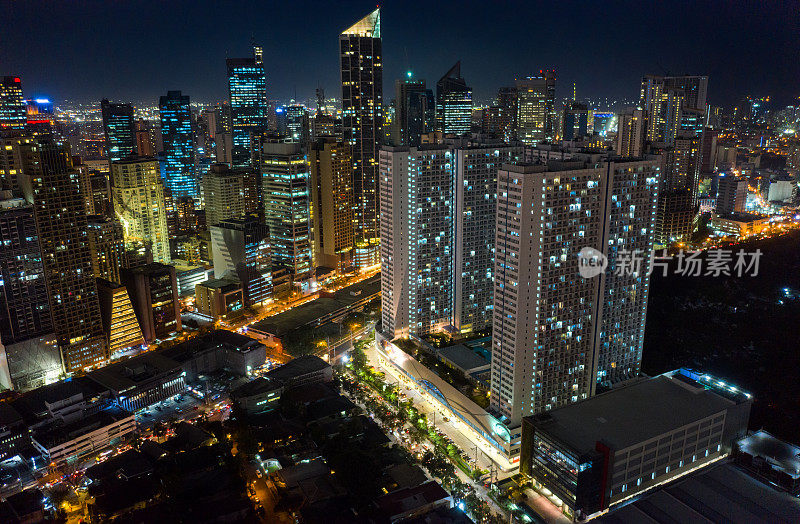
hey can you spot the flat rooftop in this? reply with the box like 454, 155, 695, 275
88, 351, 180, 393
598, 462, 800, 523
438, 344, 490, 372
265, 355, 329, 383
529, 373, 738, 452
250, 274, 380, 337
738, 430, 800, 479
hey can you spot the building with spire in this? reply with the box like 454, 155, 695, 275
340, 8, 382, 268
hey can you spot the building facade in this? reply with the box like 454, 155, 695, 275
97, 279, 144, 356
490, 157, 661, 428
121, 263, 181, 343
101, 99, 136, 163
256, 140, 312, 283
86, 216, 129, 284
210, 216, 271, 306
227, 46, 268, 168
515, 72, 556, 145
0, 76, 26, 130
379, 145, 454, 338
310, 137, 354, 270
111, 156, 171, 264
435, 63, 472, 137
159, 91, 198, 200
340, 8, 383, 266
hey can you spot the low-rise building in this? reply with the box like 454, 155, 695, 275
520, 369, 752, 520
710, 212, 770, 238
735, 430, 800, 496
159, 329, 266, 381
31, 406, 135, 466
195, 277, 243, 321
88, 351, 185, 412
374, 481, 452, 522
0, 403, 30, 461
230, 378, 284, 414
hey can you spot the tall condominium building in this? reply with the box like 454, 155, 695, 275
340, 8, 383, 265
0, 135, 34, 195
227, 45, 268, 168
97, 278, 144, 356
392, 77, 434, 147
18, 136, 108, 372
121, 263, 181, 343
490, 156, 661, 427
310, 137, 354, 270
496, 86, 519, 142
210, 215, 271, 306
86, 215, 129, 284
256, 140, 312, 283
435, 62, 472, 136
716, 173, 748, 216
203, 163, 258, 227
452, 140, 524, 334
662, 75, 709, 112
379, 145, 455, 338
135, 118, 155, 157
101, 99, 136, 163
655, 135, 701, 245
615, 108, 646, 157
515, 71, 556, 145
0, 77, 26, 130
78, 169, 113, 217
111, 156, 171, 264
0, 193, 53, 345
159, 91, 198, 200
639, 76, 689, 146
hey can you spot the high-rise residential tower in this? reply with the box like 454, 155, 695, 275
256, 140, 312, 283
101, 99, 136, 163
227, 45, 268, 168
379, 144, 455, 338
18, 137, 108, 372
615, 108, 646, 157
159, 91, 197, 200
515, 71, 556, 145
340, 8, 383, 267
111, 156, 171, 264
0, 77, 26, 130
435, 62, 473, 137
490, 156, 661, 427
452, 139, 523, 334
86, 215, 129, 284
655, 135, 701, 245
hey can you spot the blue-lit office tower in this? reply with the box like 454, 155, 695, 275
0, 77, 27, 130
101, 99, 136, 163
340, 8, 383, 266
159, 91, 198, 200
227, 45, 268, 168
435, 62, 473, 136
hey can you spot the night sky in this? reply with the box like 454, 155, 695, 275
1, 0, 798, 108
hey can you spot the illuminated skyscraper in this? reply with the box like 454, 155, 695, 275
340, 8, 383, 266
379, 144, 455, 338
0, 192, 53, 345
452, 140, 523, 334
392, 76, 433, 147
203, 163, 252, 227
159, 91, 197, 200
227, 46, 268, 168
515, 71, 556, 145
490, 156, 661, 428
97, 279, 143, 356
18, 136, 108, 372
0, 76, 26, 130
615, 108, 646, 157
122, 263, 181, 343
278, 104, 310, 143
255, 140, 312, 283
111, 157, 171, 264
435, 62, 472, 136
101, 99, 136, 163
310, 137, 354, 269
655, 135, 701, 245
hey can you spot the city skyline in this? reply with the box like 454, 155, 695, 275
2, 1, 799, 108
